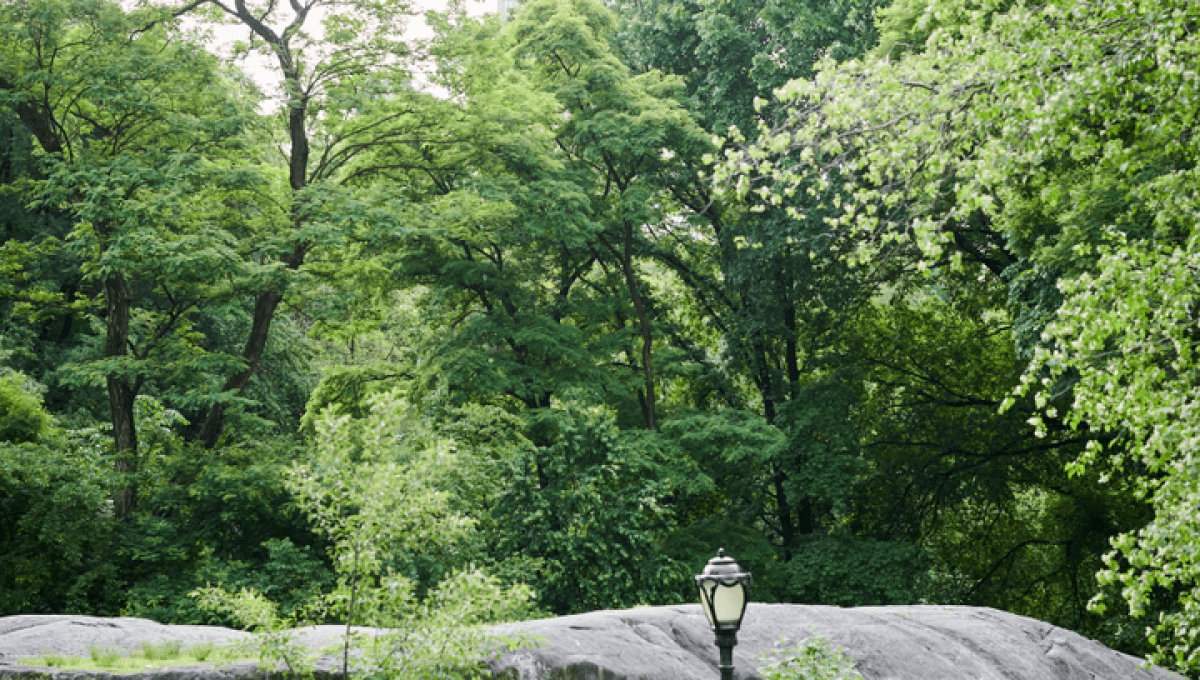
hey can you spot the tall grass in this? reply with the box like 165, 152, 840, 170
40, 652, 69, 667
140, 640, 183, 661
191, 642, 215, 661
88, 646, 123, 666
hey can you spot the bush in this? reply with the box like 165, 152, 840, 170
785, 534, 927, 607
758, 634, 863, 680
492, 402, 703, 614
0, 432, 118, 614
119, 435, 334, 625
0, 372, 54, 443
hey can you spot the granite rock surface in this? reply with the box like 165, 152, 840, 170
488, 603, 1184, 679
0, 616, 359, 680
0, 605, 1183, 680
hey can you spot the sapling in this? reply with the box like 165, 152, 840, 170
197, 392, 537, 680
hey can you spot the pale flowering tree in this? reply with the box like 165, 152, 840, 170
716, 0, 1200, 668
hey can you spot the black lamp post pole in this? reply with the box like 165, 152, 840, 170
716, 631, 737, 680
696, 549, 751, 680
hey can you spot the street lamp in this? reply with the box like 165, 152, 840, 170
695, 548, 752, 680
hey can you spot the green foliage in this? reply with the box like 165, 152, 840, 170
719, 0, 1197, 666
0, 372, 54, 443
0, 430, 117, 614
718, 0, 1195, 278
663, 517, 787, 602
294, 392, 478, 598
91, 646, 122, 666
656, 410, 795, 601
0, 112, 96, 421
615, 0, 912, 591
197, 390, 537, 680
615, 0, 887, 134
0, 0, 298, 520
659, 409, 784, 515
776, 374, 866, 520
872, 0, 1014, 60
193, 586, 318, 680
785, 536, 925, 607
1023, 236, 1200, 672
341, 570, 538, 680
758, 634, 863, 680
401, 0, 718, 435
119, 429, 333, 625
191, 642, 216, 662
139, 640, 183, 662
22, 642, 237, 672
0, 0, 1188, 672
494, 402, 706, 613
300, 391, 542, 654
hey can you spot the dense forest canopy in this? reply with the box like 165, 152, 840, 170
1, 0, 1197, 674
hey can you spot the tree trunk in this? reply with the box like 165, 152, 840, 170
192, 2, 312, 449
104, 273, 139, 519
783, 287, 801, 398
196, 287, 284, 449
755, 341, 796, 558
3, 75, 144, 517
620, 223, 657, 430
773, 463, 796, 561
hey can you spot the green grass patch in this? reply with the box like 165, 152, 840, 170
22, 642, 249, 673
89, 645, 122, 666
40, 652, 69, 668
139, 640, 183, 661
190, 642, 215, 662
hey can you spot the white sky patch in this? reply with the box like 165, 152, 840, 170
141, 0, 496, 99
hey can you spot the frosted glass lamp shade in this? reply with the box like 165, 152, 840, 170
695, 549, 752, 633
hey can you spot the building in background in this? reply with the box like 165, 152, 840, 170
497, 0, 517, 19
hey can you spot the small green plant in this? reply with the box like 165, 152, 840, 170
193, 396, 546, 680
88, 646, 123, 666
190, 642, 215, 662
758, 633, 864, 680
40, 652, 68, 668
140, 640, 184, 661
193, 586, 316, 680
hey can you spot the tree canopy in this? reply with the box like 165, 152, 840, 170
719, 0, 1199, 668
2, 0, 1198, 674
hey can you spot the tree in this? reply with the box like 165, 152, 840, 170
364, 0, 715, 431
0, 370, 118, 614
199, 390, 536, 680
1, 0, 258, 516
491, 402, 706, 614
2, 0, 456, 518
718, 0, 1199, 665
180, 0, 429, 448
1026, 236, 1200, 670
509, 0, 715, 429
615, 0, 918, 579
614, 0, 887, 135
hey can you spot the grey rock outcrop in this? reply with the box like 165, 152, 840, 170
489, 604, 1179, 679
0, 606, 1183, 680
0, 616, 362, 680
0, 616, 251, 660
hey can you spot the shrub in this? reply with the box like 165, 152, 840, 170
89, 646, 122, 666
0, 432, 117, 615
0, 372, 53, 444
758, 634, 863, 680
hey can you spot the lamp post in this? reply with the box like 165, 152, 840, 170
695, 549, 752, 680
